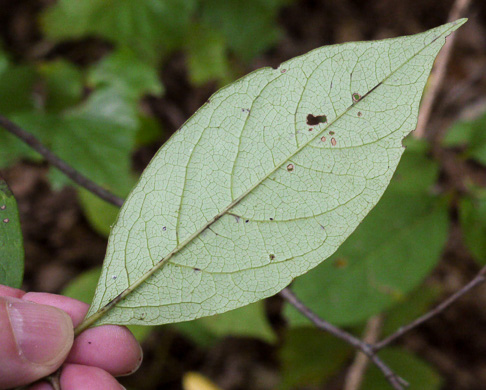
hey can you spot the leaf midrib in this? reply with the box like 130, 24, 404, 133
76, 24, 456, 333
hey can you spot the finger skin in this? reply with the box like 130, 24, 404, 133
0, 297, 73, 389
0, 285, 25, 298
61, 364, 125, 390
23, 292, 143, 376
28, 364, 125, 390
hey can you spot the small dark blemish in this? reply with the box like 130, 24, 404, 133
331, 138, 337, 146
0, 205, 5, 210
88, 341, 92, 345
329, 131, 335, 135
162, 226, 167, 231
111, 275, 117, 280
352, 93, 361, 102
269, 254, 276, 260
194, 268, 201, 272
306, 114, 327, 126
287, 163, 295, 172
308, 128, 313, 132
3, 218, 9, 223
269, 218, 274, 221
234, 215, 240, 223
280, 68, 287, 73
333, 257, 348, 269
357, 111, 362, 117
321, 136, 326, 142
245, 220, 249, 223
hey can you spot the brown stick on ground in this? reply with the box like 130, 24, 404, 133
343, 316, 384, 390
414, 0, 471, 139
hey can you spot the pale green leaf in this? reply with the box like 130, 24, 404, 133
62, 267, 153, 342
0, 179, 24, 288
84, 21, 465, 329
284, 141, 449, 326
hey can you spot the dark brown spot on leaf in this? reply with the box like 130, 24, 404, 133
194, 268, 201, 272
329, 131, 335, 135
245, 220, 249, 223
280, 69, 287, 73
308, 128, 313, 132
269, 254, 276, 260
306, 114, 327, 126
269, 218, 274, 221
357, 111, 362, 117
287, 163, 295, 172
162, 226, 167, 231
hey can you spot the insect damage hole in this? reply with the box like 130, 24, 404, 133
306, 114, 327, 126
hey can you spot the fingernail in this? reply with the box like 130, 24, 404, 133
7, 299, 74, 364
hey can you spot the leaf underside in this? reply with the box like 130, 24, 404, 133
87, 20, 466, 327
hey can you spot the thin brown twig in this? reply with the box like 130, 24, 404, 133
0, 115, 124, 208
414, 0, 471, 138
374, 265, 486, 351
343, 315, 384, 390
279, 288, 408, 390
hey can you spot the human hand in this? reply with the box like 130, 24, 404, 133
0, 285, 142, 390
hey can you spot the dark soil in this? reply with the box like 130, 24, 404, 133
1, 0, 486, 389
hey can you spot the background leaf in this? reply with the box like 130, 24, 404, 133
362, 348, 442, 389
278, 328, 352, 389
284, 140, 449, 326
85, 21, 464, 328
0, 179, 24, 288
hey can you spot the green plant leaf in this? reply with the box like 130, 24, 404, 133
186, 24, 231, 86
459, 187, 486, 265
381, 283, 441, 337
443, 111, 486, 166
88, 48, 164, 100
41, 0, 197, 63
84, 21, 465, 329
175, 300, 276, 346
362, 348, 442, 390
39, 60, 84, 113
278, 328, 352, 389
0, 179, 24, 288
284, 140, 449, 326
12, 88, 138, 196
200, 0, 290, 62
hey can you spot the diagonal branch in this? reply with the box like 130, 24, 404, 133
374, 265, 486, 351
280, 288, 408, 390
0, 115, 124, 208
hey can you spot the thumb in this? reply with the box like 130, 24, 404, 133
0, 296, 74, 389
